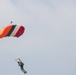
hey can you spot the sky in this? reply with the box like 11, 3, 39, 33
0, 0, 76, 75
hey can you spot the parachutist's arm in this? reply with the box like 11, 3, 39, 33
19, 59, 23, 62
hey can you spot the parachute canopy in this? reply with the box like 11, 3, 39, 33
0, 24, 25, 38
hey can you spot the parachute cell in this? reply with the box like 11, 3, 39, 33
0, 25, 25, 38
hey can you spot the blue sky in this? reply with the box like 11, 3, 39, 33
0, 0, 76, 75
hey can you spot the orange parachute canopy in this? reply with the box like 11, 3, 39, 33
0, 24, 25, 38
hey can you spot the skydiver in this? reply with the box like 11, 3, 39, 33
15, 58, 27, 74
9, 21, 12, 25
10, 21, 12, 24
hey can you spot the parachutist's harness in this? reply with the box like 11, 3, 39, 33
18, 61, 24, 69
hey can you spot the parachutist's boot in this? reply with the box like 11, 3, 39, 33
24, 71, 27, 74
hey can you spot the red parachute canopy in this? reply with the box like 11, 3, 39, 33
0, 24, 25, 38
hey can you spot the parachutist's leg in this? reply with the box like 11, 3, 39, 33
22, 69, 27, 74
21, 67, 27, 74
23, 69, 27, 74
